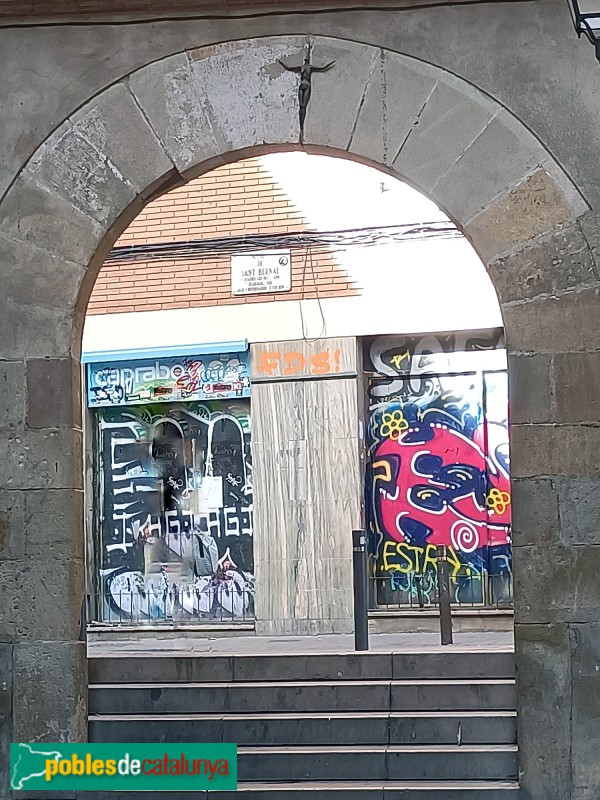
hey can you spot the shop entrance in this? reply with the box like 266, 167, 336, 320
86, 352, 254, 624
364, 331, 511, 612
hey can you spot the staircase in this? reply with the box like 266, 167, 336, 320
89, 650, 519, 798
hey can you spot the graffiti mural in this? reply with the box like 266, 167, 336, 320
96, 401, 253, 622
363, 329, 504, 402
366, 338, 511, 608
88, 351, 250, 408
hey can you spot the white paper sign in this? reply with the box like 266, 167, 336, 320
196, 476, 224, 510
231, 250, 291, 295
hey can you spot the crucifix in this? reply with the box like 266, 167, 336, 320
279, 43, 335, 145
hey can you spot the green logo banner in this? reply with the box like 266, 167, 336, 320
10, 743, 237, 791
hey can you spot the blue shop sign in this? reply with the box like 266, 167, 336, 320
87, 351, 250, 407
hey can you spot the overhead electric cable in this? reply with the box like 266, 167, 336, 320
105, 222, 461, 265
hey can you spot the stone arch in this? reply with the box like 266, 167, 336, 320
1, 35, 595, 800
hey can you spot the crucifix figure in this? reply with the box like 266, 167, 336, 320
279, 44, 335, 144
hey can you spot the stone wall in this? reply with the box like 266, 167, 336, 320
1, 7, 600, 798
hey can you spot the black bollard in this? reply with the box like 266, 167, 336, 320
436, 545, 453, 646
352, 529, 369, 651
79, 593, 88, 643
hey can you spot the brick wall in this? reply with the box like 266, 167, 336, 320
88, 157, 358, 315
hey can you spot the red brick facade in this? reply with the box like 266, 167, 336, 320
88, 157, 357, 315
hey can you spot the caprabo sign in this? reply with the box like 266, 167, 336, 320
10, 743, 237, 791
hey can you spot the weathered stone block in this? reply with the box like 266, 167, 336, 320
72, 81, 177, 197
25, 488, 84, 556
190, 39, 301, 154
514, 544, 600, 623
557, 477, 600, 545
350, 50, 438, 168
302, 38, 377, 152
12, 641, 87, 743
0, 233, 86, 311
0, 490, 25, 560
576, 208, 600, 273
467, 170, 578, 263
554, 352, 600, 423
488, 220, 596, 303
28, 123, 136, 227
0, 172, 104, 267
0, 298, 74, 360
26, 357, 80, 429
510, 478, 559, 546
514, 622, 571, 800
433, 110, 541, 225
0, 557, 84, 642
0, 427, 83, 490
503, 287, 600, 354
510, 424, 600, 478
570, 622, 600, 798
393, 74, 494, 196
129, 52, 222, 176
0, 643, 11, 800
0, 360, 26, 429
508, 353, 554, 424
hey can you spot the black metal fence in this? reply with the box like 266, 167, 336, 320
370, 570, 513, 611
86, 582, 255, 626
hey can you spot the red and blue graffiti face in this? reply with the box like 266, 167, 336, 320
372, 418, 511, 554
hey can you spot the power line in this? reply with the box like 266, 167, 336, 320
105, 222, 461, 265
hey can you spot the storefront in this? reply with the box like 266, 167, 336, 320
364, 330, 512, 610
83, 343, 254, 625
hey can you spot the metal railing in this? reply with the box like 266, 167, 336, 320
370, 570, 513, 611
86, 582, 255, 626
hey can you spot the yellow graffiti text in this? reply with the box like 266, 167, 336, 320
383, 540, 473, 578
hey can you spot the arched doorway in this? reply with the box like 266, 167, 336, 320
0, 35, 590, 799
81, 149, 512, 639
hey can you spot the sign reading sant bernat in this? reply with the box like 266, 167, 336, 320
231, 250, 291, 295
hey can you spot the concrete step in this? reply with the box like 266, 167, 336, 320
89, 651, 515, 684
76, 782, 521, 800
216, 780, 521, 798
235, 744, 518, 783
88, 679, 516, 715
89, 710, 517, 746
